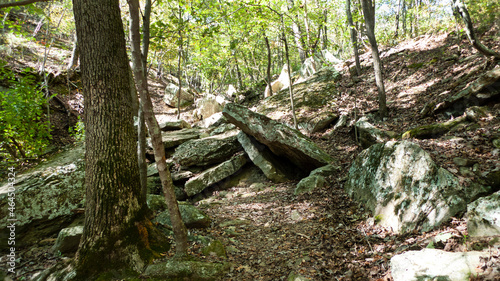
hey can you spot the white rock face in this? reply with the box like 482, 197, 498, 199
345, 141, 489, 234
467, 190, 500, 237
391, 249, 486, 281
264, 64, 290, 97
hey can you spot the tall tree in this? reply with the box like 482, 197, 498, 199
71, 0, 168, 277
346, 0, 361, 75
360, 0, 388, 117
128, 0, 189, 258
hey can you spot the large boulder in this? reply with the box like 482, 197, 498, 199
194, 96, 224, 120
237, 132, 292, 183
184, 154, 247, 197
163, 83, 194, 108
264, 64, 290, 97
0, 144, 85, 244
467, 190, 500, 237
223, 103, 333, 173
172, 130, 242, 167
391, 249, 487, 281
345, 141, 490, 234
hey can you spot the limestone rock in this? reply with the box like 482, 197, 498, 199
295, 175, 325, 195
264, 64, 290, 97
298, 112, 338, 134
144, 260, 229, 280
310, 164, 339, 177
172, 130, 242, 167
197, 112, 227, 128
194, 96, 224, 120
147, 194, 168, 212
391, 249, 487, 281
149, 128, 202, 149
467, 191, 500, 237
202, 240, 227, 258
0, 144, 85, 234
159, 120, 191, 131
288, 272, 310, 281
237, 132, 291, 182
163, 83, 194, 108
355, 117, 393, 148
223, 103, 333, 173
51, 226, 83, 254
153, 201, 211, 228
345, 141, 490, 234
184, 154, 247, 197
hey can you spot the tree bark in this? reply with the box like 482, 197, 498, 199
264, 34, 273, 98
282, 16, 298, 129
287, 0, 307, 63
0, 0, 50, 8
72, 0, 157, 277
452, 0, 500, 59
128, 0, 189, 258
360, 0, 388, 117
346, 0, 361, 76
177, 2, 183, 120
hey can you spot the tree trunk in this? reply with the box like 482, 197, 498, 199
128, 0, 189, 258
72, 0, 158, 277
177, 2, 183, 120
264, 34, 272, 97
360, 0, 388, 117
452, 0, 500, 59
402, 0, 407, 35
287, 0, 307, 63
395, 0, 402, 37
282, 16, 298, 129
346, 0, 361, 76
66, 33, 79, 71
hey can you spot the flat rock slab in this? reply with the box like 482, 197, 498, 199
144, 260, 230, 280
149, 128, 203, 149
172, 130, 242, 167
159, 120, 191, 131
237, 132, 291, 182
184, 154, 247, 197
391, 249, 487, 281
223, 103, 333, 173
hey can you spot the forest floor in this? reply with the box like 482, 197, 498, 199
2, 22, 500, 281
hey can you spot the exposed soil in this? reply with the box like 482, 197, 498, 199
2, 22, 500, 281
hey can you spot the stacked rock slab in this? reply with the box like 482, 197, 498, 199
223, 103, 333, 174
237, 131, 291, 182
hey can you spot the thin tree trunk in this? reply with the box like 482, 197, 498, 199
128, 0, 189, 258
395, 0, 402, 37
346, 0, 361, 76
360, 0, 388, 117
67, 33, 79, 71
287, 0, 307, 63
177, 2, 183, 120
402, 0, 407, 35
452, 0, 500, 59
264, 34, 272, 97
282, 16, 298, 129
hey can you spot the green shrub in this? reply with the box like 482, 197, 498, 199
0, 60, 51, 160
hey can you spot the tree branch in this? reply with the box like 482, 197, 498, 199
0, 0, 51, 9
